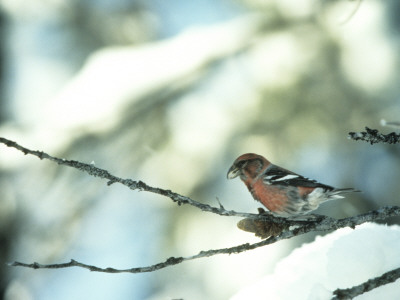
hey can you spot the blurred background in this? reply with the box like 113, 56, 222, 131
0, 0, 400, 299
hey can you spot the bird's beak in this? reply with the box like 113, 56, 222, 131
227, 165, 240, 179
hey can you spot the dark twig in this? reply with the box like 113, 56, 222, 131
348, 127, 400, 145
8, 206, 400, 273
332, 266, 400, 300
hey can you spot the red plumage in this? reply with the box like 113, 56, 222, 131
227, 153, 359, 217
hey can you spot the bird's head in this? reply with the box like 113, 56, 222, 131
227, 153, 269, 181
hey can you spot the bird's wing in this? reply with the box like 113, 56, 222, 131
262, 164, 334, 190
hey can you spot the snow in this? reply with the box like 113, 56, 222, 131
231, 223, 400, 300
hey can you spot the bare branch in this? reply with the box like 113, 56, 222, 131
348, 127, 400, 144
8, 206, 400, 273
332, 266, 400, 300
0, 137, 304, 225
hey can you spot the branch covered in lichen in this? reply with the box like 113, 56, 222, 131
348, 127, 400, 144
332, 266, 400, 299
7, 206, 400, 273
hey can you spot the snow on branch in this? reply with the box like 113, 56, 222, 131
332, 266, 400, 299
348, 127, 400, 144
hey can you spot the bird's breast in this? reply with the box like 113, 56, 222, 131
249, 181, 289, 213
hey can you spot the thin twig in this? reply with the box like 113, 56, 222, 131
332, 266, 400, 300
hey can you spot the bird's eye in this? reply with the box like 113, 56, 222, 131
236, 160, 247, 168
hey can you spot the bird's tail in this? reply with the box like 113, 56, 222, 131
329, 188, 361, 199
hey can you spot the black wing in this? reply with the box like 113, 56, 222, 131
262, 164, 334, 190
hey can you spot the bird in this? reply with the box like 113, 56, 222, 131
227, 153, 360, 217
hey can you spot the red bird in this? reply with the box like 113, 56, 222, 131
227, 153, 359, 217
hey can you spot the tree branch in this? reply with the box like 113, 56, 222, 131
7, 206, 400, 273
0, 137, 304, 225
348, 127, 400, 144
332, 266, 400, 299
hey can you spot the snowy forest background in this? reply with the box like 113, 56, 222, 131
1, 0, 400, 299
